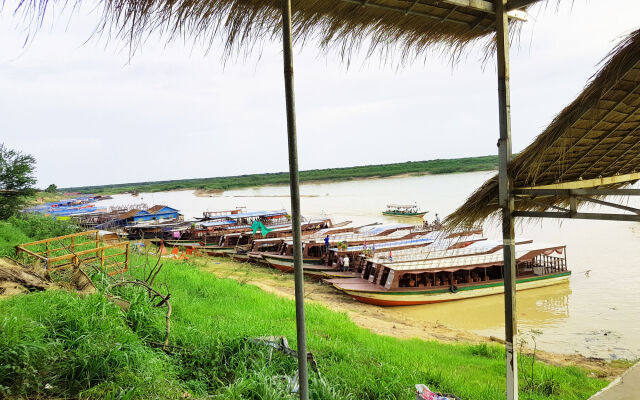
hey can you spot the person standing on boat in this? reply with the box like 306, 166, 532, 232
324, 235, 330, 254
339, 255, 344, 271
343, 255, 350, 272
434, 213, 441, 228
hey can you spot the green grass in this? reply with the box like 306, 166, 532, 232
59, 155, 499, 194
0, 217, 608, 399
0, 215, 79, 257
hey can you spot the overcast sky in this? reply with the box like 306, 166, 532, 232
1, 1, 639, 189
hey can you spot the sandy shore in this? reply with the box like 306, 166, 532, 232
194, 256, 628, 380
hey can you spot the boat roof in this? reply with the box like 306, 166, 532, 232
385, 243, 565, 272
200, 219, 237, 227
227, 210, 288, 219
370, 236, 498, 262
252, 237, 286, 244
386, 204, 417, 208
359, 224, 413, 236
331, 237, 434, 252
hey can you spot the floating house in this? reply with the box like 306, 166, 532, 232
134, 206, 181, 222
94, 205, 182, 230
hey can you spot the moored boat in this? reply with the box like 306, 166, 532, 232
382, 203, 427, 217
329, 242, 570, 306
262, 253, 325, 272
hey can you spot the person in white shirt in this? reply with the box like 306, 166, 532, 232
343, 255, 350, 271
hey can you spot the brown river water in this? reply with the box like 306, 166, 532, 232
98, 171, 640, 360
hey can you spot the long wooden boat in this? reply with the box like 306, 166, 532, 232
231, 252, 251, 262
247, 251, 270, 265
382, 203, 427, 217
261, 255, 342, 278
205, 246, 237, 257
329, 243, 570, 306
164, 240, 203, 247
262, 253, 324, 272
319, 270, 361, 279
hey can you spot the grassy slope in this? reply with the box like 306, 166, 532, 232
0, 217, 607, 399
60, 155, 498, 194
134, 257, 607, 399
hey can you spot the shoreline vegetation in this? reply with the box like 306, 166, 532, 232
0, 216, 626, 399
59, 155, 499, 195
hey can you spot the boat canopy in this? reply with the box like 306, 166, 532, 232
227, 210, 287, 219
330, 237, 434, 252
359, 224, 412, 235
200, 219, 237, 227
386, 243, 566, 272
386, 204, 417, 209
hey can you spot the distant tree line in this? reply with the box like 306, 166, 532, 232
61, 155, 499, 194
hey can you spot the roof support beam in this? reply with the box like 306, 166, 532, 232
340, 0, 490, 28
439, 0, 494, 13
506, 0, 543, 10
519, 172, 640, 190
338, 0, 526, 28
554, 84, 640, 182
434, 0, 529, 19
515, 188, 640, 217
514, 188, 640, 196
576, 196, 640, 215
580, 125, 640, 178
536, 84, 640, 180
513, 211, 640, 222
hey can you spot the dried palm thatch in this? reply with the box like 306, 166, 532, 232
17, 0, 541, 63
446, 28, 640, 230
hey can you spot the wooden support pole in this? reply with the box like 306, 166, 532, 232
280, 0, 309, 398
496, 0, 518, 399
125, 243, 130, 267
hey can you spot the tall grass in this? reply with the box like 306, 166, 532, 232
60, 155, 499, 194
0, 291, 178, 398
0, 215, 79, 257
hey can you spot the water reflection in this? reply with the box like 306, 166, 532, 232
392, 282, 571, 332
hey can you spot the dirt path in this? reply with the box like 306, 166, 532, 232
193, 256, 629, 380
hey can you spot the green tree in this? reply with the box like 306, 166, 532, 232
0, 144, 36, 219
45, 184, 58, 193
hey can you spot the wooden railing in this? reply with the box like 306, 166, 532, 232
15, 230, 130, 276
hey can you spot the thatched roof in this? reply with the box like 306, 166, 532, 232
21, 0, 541, 62
446, 28, 640, 229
